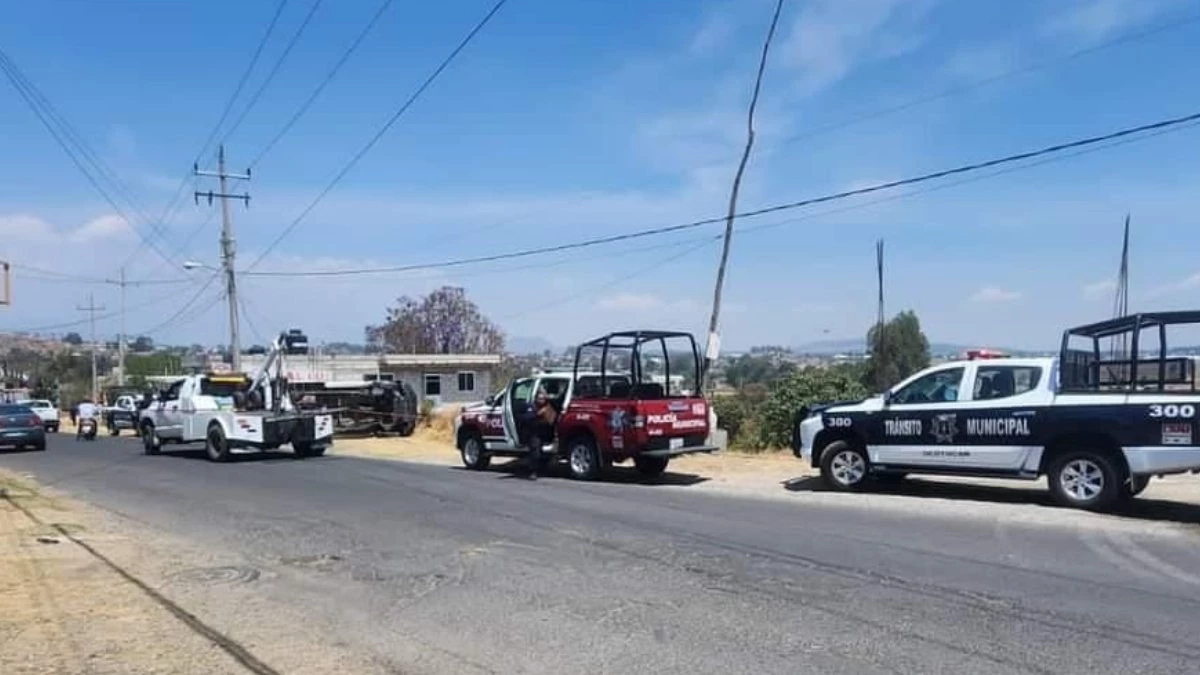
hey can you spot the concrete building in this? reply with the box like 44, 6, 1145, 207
236, 352, 502, 406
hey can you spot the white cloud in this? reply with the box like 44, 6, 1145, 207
778, 0, 937, 94
1148, 271, 1200, 298
0, 214, 55, 241
970, 286, 1021, 303
1043, 0, 1183, 42
68, 214, 131, 243
596, 293, 662, 311
1082, 279, 1117, 297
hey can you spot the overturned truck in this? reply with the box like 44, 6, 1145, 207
291, 380, 419, 437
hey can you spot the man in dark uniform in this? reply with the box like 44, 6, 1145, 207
521, 389, 557, 480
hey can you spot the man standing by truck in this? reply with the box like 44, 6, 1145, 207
521, 389, 557, 480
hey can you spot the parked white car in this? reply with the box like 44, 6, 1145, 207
19, 399, 60, 433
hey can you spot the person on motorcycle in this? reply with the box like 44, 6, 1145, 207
76, 399, 98, 440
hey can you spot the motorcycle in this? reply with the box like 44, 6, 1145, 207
78, 417, 97, 441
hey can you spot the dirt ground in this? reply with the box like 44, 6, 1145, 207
0, 472, 248, 674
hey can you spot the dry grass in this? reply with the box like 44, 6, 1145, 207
413, 406, 461, 445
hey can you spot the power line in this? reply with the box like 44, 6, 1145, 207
7, 263, 190, 287
771, 11, 1200, 151
0, 49, 182, 271
249, 0, 397, 167
3, 288, 184, 334
245, 0, 511, 272
138, 0, 291, 275
132, 273, 223, 337
241, 108, 1200, 279
222, 0, 325, 145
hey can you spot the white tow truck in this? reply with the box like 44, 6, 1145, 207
139, 329, 334, 462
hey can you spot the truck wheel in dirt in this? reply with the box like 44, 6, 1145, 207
460, 434, 490, 470
567, 437, 601, 481
819, 440, 870, 491
141, 423, 161, 455
634, 455, 669, 477
205, 424, 232, 462
1047, 450, 1121, 511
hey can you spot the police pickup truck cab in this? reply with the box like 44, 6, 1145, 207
795, 312, 1200, 510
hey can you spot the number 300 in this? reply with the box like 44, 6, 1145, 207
1149, 404, 1196, 418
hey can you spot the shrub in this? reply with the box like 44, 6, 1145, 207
755, 367, 869, 449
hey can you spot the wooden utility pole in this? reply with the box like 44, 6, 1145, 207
76, 294, 105, 401
701, 0, 785, 388
195, 144, 251, 372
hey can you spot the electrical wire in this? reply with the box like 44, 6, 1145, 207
248, 0, 397, 168
0, 49, 182, 271
772, 11, 1200, 151
143, 291, 228, 338
130, 272, 222, 337
242, 108, 1200, 278
4, 288, 185, 334
222, 0, 325, 145
140, 0, 291, 273
7, 263, 190, 287
236, 290, 267, 345
245, 0, 510, 272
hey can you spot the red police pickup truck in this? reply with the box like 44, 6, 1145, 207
453, 331, 718, 480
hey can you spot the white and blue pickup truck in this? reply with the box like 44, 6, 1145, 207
794, 312, 1200, 510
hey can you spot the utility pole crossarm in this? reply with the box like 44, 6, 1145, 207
193, 144, 250, 373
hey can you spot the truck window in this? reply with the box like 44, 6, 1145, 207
973, 366, 1041, 401
163, 380, 185, 401
891, 368, 964, 404
201, 377, 248, 398
510, 379, 535, 410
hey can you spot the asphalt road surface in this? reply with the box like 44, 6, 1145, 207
5, 435, 1200, 674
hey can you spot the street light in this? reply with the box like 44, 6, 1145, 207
182, 260, 210, 271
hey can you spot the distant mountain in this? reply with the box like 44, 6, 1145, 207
507, 336, 556, 355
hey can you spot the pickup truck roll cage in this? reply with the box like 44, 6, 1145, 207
572, 330, 701, 400
1060, 311, 1200, 393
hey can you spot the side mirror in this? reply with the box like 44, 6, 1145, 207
485, 395, 496, 406
881, 390, 893, 406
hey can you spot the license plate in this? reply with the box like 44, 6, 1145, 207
669, 437, 684, 450
1163, 423, 1193, 445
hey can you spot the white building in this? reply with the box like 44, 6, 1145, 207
236, 352, 502, 406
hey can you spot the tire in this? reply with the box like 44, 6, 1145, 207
47, 424, 58, 434
293, 442, 313, 458
1124, 474, 1150, 499
310, 445, 327, 457
1047, 450, 1123, 511
566, 436, 602, 481
33, 441, 46, 452
819, 440, 871, 491
142, 423, 161, 455
634, 455, 669, 477
460, 434, 490, 470
205, 424, 232, 462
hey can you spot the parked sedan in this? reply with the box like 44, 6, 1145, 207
0, 404, 47, 451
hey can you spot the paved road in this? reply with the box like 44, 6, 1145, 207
5, 435, 1200, 674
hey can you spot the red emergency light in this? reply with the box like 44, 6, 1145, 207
965, 348, 1008, 360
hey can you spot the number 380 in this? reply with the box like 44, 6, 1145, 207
1149, 404, 1196, 418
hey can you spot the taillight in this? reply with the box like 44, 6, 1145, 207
27, 416, 39, 427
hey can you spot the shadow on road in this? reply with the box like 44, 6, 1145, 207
155, 448, 300, 463
474, 459, 710, 487
782, 475, 1200, 525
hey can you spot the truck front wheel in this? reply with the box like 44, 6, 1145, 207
142, 423, 161, 455
205, 425, 232, 462
460, 434, 490, 470
1047, 451, 1122, 511
567, 437, 602, 481
819, 440, 871, 491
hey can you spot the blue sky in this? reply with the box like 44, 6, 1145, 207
2, 0, 1200, 351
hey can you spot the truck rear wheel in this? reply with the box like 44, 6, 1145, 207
293, 442, 313, 458
205, 425, 231, 462
142, 423, 161, 455
634, 455, 669, 477
1047, 450, 1122, 511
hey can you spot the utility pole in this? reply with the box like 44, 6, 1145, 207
701, 0, 784, 389
195, 144, 251, 372
1112, 214, 1131, 358
76, 294, 105, 402
117, 267, 126, 386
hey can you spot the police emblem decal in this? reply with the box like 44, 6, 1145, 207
931, 413, 957, 444
608, 409, 627, 434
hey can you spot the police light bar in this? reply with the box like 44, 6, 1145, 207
965, 348, 1008, 360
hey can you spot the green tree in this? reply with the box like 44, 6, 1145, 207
756, 367, 869, 449
62, 332, 84, 346
125, 352, 182, 379
366, 286, 505, 354
862, 310, 930, 392
723, 353, 795, 389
